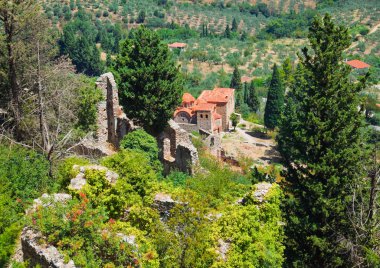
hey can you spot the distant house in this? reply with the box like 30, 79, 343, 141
173, 88, 235, 134
345, 59, 370, 69
168, 42, 187, 52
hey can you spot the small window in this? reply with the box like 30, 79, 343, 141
205, 114, 208, 119
200, 114, 203, 118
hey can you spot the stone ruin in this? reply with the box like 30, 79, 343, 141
75, 72, 136, 157
73, 72, 199, 176
158, 120, 199, 175
198, 129, 222, 158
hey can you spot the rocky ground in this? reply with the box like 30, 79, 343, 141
221, 119, 281, 166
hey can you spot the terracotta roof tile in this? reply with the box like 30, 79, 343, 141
182, 93, 195, 103
346, 60, 370, 69
193, 103, 215, 111
168, 42, 187, 48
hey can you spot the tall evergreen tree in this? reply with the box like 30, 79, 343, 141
224, 24, 231, 39
264, 64, 284, 130
243, 82, 249, 103
247, 80, 260, 112
231, 17, 238, 32
277, 14, 371, 267
230, 67, 242, 107
113, 26, 183, 135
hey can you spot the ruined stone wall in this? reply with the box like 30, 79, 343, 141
158, 120, 199, 175
74, 73, 135, 157
177, 123, 199, 133
203, 133, 222, 158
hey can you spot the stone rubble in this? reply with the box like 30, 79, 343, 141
69, 165, 119, 191
21, 227, 76, 268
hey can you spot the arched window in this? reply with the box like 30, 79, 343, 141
200, 114, 203, 118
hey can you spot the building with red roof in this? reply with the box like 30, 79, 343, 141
346, 60, 370, 69
168, 42, 187, 50
173, 87, 235, 133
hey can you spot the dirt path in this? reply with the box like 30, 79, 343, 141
368, 22, 380, 35
221, 119, 281, 165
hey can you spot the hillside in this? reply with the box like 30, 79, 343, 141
0, 1, 379, 267
42, 0, 379, 89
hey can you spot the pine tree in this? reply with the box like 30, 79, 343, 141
277, 14, 370, 267
231, 18, 238, 32
264, 64, 284, 130
247, 80, 260, 112
224, 24, 231, 39
113, 26, 184, 135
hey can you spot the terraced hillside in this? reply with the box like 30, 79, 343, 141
42, 0, 379, 93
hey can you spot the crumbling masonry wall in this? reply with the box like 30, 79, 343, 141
158, 120, 199, 175
74, 73, 135, 157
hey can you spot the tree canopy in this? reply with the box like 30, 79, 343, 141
277, 14, 372, 267
113, 26, 183, 135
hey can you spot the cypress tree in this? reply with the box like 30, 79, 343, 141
230, 67, 242, 108
224, 24, 231, 39
243, 82, 249, 104
231, 17, 238, 32
113, 26, 184, 135
277, 14, 370, 267
264, 64, 284, 130
247, 80, 260, 112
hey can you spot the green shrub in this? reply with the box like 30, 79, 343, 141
102, 149, 157, 196
0, 144, 53, 266
216, 184, 284, 267
165, 171, 189, 187
76, 76, 103, 132
119, 129, 162, 173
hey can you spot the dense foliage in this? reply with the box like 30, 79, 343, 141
113, 26, 184, 134
119, 129, 161, 172
0, 144, 53, 266
277, 14, 375, 267
22, 134, 285, 267
60, 10, 104, 76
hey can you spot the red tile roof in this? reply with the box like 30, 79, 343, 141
174, 107, 193, 117
346, 60, 370, 69
182, 93, 195, 103
198, 88, 234, 103
193, 103, 215, 111
168, 42, 187, 48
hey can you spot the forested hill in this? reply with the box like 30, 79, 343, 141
43, 0, 379, 82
